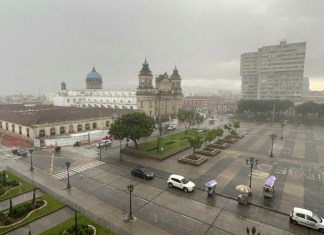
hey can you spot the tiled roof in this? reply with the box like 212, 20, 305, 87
0, 104, 135, 127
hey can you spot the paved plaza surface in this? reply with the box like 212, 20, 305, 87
0, 121, 323, 234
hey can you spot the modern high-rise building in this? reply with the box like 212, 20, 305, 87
240, 41, 306, 101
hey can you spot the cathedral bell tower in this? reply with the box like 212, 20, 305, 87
136, 58, 156, 117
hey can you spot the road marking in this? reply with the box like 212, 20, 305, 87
252, 170, 269, 179
52, 161, 104, 179
181, 214, 203, 224
136, 197, 148, 202
106, 185, 116, 190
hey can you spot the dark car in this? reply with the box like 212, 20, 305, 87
131, 166, 154, 179
12, 149, 28, 157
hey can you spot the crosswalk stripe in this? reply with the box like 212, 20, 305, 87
52, 161, 104, 179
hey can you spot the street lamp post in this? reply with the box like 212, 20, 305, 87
127, 184, 134, 220
29, 149, 34, 172
269, 133, 277, 157
66, 161, 71, 189
98, 143, 102, 160
280, 120, 287, 139
246, 157, 258, 189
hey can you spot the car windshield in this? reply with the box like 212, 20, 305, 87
181, 178, 189, 184
312, 212, 322, 223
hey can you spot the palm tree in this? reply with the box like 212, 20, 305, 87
187, 132, 203, 160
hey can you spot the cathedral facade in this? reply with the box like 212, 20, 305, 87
136, 59, 183, 120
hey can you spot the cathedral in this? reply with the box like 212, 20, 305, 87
136, 58, 183, 120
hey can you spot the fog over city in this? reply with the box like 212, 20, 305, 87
1, 0, 324, 96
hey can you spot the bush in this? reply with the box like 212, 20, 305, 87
3, 217, 12, 225
9, 179, 19, 187
0, 187, 5, 196
64, 224, 93, 235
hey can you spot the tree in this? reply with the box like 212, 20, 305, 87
224, 124, 232, 135
109, 112, 155, 149
177, 109, 195, 133
187, 132, 203, 160
205, 129, 217, 146
233, 121, 240, 134
9, 198, 13, 216
195, 113, 205, 128
295, 101, 319, 118
215, 128, 224, 140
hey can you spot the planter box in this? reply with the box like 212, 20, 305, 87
178, 155, 208, 166
195, 147, 220, 156
229, 134, 245, 139
209, 142, 230, 149
220, 138, 238, 143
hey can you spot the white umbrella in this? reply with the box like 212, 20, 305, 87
235, 184, 252, 194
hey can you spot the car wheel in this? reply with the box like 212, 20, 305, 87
318, 228, 324, 233
183, 188, 188, 193
168, 183, 173, 188
291, 219, 298, 225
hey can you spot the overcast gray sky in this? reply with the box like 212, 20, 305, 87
1, 0, 323, 96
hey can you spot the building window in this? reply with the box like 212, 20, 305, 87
39, 129, 45, 137
60, 127, 65, 134
92, 123, 97, 129
0, 121, 2, 129
77, 124, 83, 131
50, 128, 56, 136
12, 124, 15, 133
26, 128, 30, 137
140, 101, 143, 108
19, 126, 22, 135
69, 125, 74, 133
67, 99, 70, 102
106, 121, 110, 127
85, 124, 90, 130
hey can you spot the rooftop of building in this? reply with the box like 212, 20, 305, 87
0, 104, 135, 126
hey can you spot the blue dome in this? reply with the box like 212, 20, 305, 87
86, 67, 102, 81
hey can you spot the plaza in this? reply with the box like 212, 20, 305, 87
1, 120, 324, 234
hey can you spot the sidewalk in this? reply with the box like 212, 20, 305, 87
5, 158, 172, 235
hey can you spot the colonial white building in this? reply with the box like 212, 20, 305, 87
54, 67, 137, 109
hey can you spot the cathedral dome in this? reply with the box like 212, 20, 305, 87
86, 67, 102, 81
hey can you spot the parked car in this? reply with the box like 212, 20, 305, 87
167, 174, 195, 192
12, 149, 28, 157
96, 139, 112, 148
131, 166, 154, 179
289, 207, 324, 232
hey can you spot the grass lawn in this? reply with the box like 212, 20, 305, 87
40, 214, 115, 235
0, 194, 65, 234
0, 170, 34, 201
130, 128, 208, 157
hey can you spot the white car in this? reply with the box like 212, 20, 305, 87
167, 174, 195, 192
289, 207, 324, 233
96, 140, 112, 148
